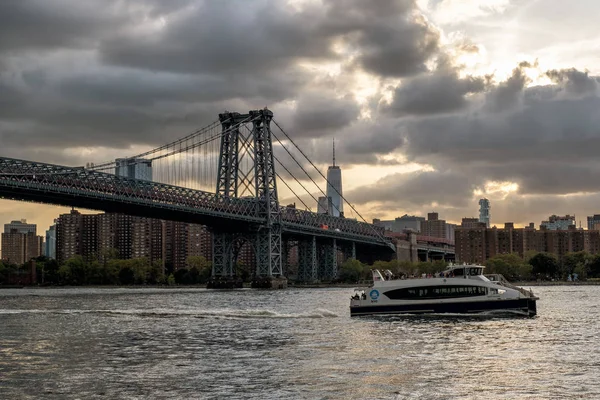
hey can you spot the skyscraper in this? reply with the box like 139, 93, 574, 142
326, 139, 343, 217
317, 196, 333, 214
479, 198, 490, 228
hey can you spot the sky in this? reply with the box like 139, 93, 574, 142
2, 0, 600, 235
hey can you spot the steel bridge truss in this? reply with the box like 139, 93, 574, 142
0, 158, 262, 224
214, 109, 282, 279
0, 109, 394, 282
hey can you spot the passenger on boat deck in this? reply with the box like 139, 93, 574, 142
361, 293, 367, 300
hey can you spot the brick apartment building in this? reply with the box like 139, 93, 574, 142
456, 219, 595, 264
1, 219, 44, 265
55, 210, 218, 272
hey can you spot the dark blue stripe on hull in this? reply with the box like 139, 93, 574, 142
350, 298, 536, 317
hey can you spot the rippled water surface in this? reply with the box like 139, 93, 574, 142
0, 286, 598, 399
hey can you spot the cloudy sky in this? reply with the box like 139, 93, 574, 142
2, 0, 600, 235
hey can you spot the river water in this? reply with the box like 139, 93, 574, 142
0, 285, 598, 399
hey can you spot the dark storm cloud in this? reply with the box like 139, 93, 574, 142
345, 169, 477, 207
57, 67, 308, 106
99, 0, 334, 75
405, 91, 600, 166
0, 0, 198, 53
478, 162, 600, 195
4, 0, 600, 225
384, 69, 485, 116
320, 0, 440, 77
0, 0, 443, 165
291, 94, 361, 136
0, 0, 122, 51
334, 60, 600, 218
484, 64, 531, 112
343, 120, 406, 156
100, 0, 439, 78
546, 68, 599, 95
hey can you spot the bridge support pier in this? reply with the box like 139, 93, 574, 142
318, 239, 338, 281
341, 242, 356, 262
250, 225, 287, 289
208, 232, 243, 289
297, 236, 318, 283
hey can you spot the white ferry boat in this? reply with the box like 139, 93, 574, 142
350, 264, 538, 317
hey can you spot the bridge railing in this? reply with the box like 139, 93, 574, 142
280, 207, 386, 240
0, 157, 261, 222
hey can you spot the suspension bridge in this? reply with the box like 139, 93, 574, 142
0, 109, 394, 288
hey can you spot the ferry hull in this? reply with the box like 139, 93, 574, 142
350, 298, 537, 317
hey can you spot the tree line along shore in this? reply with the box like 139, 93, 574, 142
2, 250, 600, 287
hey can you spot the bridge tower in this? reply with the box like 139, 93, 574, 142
210, 109, 285, 288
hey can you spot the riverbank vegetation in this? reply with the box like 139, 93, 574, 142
0, 255, 216, 286
336, 251, 600, 284
3, 250, 600, 286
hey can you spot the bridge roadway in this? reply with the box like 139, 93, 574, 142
0, 157, 392, 249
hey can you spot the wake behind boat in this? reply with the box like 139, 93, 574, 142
350, 264, 538, 317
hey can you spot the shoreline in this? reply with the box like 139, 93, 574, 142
513, 281, 600, 286
2, 281, 600, 289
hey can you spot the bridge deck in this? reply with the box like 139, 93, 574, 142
0, 157, 393, 248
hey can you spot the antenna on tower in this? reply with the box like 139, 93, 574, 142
332, 137, 336, 167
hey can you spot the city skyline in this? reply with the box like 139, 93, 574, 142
3, 1, 600, 233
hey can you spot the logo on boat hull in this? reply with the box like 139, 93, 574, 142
369, 289, 379, 300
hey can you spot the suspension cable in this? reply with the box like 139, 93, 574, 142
275, 170, 311, 211
271, 130, 342, 216
271, 118, 388, 242
90, 116, 255, 172
88, 119, 223, 170
273, 154, 319, 208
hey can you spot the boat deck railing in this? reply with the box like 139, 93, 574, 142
487, 274, 535, 298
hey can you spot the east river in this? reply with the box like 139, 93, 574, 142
1, 286, 598, 399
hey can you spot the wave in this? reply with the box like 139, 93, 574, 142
0, 308, 338, 319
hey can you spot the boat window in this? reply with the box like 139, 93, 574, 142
452, 268, 464, 276
384, 285, 488, 300
468, 268, 481, 276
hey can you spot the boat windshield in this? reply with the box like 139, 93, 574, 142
445, 267, 484, 276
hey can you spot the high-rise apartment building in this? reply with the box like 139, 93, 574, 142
455, 225, 487, 264
56, 210, 82, 264
540, 215, 575, 230
394, 215, 425, 232
587, 215, 600, 230
420, 212, 448, 239
1, 230, 25, 264
4, 219, 36, 234
115, 158, 153, 181
373, 215, 425, 233
479, 198, 490, 228
2, 219, 42, 264
45, 225, 56, 259
372, 219, 394, 231
445, 223, 456, 242
131, 217, 153, 259
457, 223, 591, 264
163, 220, 189, 271
461, 217, 485, 229
188, 224, 212, 260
